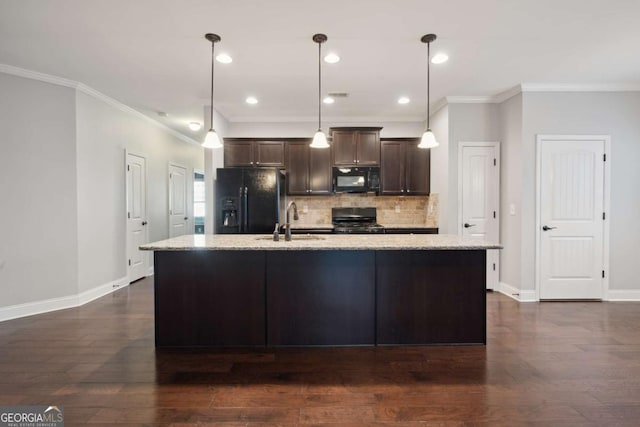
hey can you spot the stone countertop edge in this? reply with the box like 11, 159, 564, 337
290, 224, 438, 229
140, 234, 502, 251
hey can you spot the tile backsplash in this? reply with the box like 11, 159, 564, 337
288, 193, 438, 227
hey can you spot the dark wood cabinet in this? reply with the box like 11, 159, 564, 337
376, 250, 486, 345
152, 248, 487, 347
380, 141, 404, 193
330, 127, 381, 166
380, 139, 430, 195
154, 251, 266, 347
285, 141, 331, 195
266, 251, 375, 346
224, 140, 285, 168
223, 140, 253, 167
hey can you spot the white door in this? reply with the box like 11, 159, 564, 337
169, 164, 188, 238
126, 153, 148, 282
459, 143, 500, 290
538, 137, 606, 299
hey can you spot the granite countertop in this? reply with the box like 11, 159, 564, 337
290, 224, 334, 229
380, 224, 438, 229
290, 224, 438, 230
140, 234, 501, 251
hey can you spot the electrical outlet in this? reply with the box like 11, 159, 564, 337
509, 204, 516, 216
395, 204, 401, 213
303, 205, 308, 214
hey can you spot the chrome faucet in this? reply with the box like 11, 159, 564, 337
285, 201, 299, 241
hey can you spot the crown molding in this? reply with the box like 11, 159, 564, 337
0, 63, 199, 146
445, 85, 523, 105
521, 83, 640, 92
444, 82, 640, 107
430, 98, 448, 116
0, 63, 79, 88
446, 95, 496, 104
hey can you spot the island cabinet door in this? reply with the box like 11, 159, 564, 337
154, 251, 266, 347
376, 250, 486, 345
266, 251, 376, 346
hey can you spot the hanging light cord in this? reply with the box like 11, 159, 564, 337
426, 40, 430, 129
318, 40, 322, 130
210, 39, 215, 130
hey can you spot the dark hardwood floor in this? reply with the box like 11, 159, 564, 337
1, 277, 640, 426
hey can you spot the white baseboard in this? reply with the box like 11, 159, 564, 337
607, 289, 640, 301
0, 276, 128, 323
497, 282, 537, 302
0, 294, 79, 323
78, 277, 129, 305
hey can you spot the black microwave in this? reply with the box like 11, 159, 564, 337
333, 167, 380, 193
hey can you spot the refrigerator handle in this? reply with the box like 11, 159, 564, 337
243, 186, 249, 231
238, 186, 244, 232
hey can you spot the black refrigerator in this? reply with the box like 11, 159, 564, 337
215, 168, 286, 234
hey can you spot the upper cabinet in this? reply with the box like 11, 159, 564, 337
330, 127, 381, 166
286, 141, 332, 195
380, 139, 430, 195
224, 140, 285, 168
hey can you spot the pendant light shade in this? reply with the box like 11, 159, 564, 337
311, 129, 329, 148
310, 33, 329, 149
203, 33, 223, 149
203, 129, 223, 149
418, 33, 438, 149
418, 129, 438, 149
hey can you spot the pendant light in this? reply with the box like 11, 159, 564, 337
418, 33, 439, 149
202, 33, 223, 149
310, 33, 329, 149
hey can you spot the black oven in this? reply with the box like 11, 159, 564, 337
332, 167, 380, 193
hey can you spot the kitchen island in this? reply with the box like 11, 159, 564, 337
141, 234, 501, 348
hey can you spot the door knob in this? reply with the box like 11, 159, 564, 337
542, 225, 556, 231
141, 221, 148, 226
463, 223, 476, 228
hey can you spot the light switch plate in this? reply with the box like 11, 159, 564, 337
395, 204, 401, 213
303, 205, 308, 214
509, 204, 516, 215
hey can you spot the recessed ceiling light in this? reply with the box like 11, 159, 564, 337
397, 97, 410, 104
188, 122, 202, 131
323, 96, 335, 104
431, 53, 449, 64
216, 53, 233, 64
324, 53, 340, 64
245, 96, 258, 104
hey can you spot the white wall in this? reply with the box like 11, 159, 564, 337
0, 73, 79, 306
429, 106, 449, 232
76, 92, 203, 292
446, 103, 501, 233
521, 91, 640, 292
226, 121, 424, 138
203, 106, 229, 233
498, 94, 523, 290
0, 69, 204, 319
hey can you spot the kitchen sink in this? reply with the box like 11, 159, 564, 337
255, 235, 325, 241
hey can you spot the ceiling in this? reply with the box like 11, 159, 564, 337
1, 0, 640, 140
